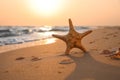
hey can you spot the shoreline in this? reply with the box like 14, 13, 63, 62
0, 38, 56, 54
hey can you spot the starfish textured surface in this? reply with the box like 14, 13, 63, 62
52, 19, 92, 55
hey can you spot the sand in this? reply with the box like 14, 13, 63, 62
0, 27, 120, 80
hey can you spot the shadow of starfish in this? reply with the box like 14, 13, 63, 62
66, 53, 120, 80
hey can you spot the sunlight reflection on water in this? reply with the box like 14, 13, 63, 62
41, 38, 56, 45
36, 31, 56, 38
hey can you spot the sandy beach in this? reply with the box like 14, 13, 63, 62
0, 27, 120, 80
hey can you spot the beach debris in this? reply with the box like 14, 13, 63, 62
109, 54, 120, 60
59, 59, 74, 64
15, 57, 25, 60
31, 57, 42, 61
107, 48, 120, 60
100, 50, 113, 55
52, 19, 92, 55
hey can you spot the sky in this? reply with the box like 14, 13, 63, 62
0, 0, 120, 26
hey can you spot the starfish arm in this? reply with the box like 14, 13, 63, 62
69, 18, 76, 33
52, 34, 66, 41
81, 30, 92, 38
76, 42, 87, 53
65, 46, 72, 55
78, 45, 87, 53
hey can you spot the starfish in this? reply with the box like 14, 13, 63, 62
52, 19, 92, 55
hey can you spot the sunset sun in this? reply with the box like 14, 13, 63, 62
27, 0, 64, 16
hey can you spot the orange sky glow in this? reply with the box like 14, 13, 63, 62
0, 0, 120, 26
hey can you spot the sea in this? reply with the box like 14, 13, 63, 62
0, 26, 97, 46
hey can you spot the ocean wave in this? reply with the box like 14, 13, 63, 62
0, 26, 94, 46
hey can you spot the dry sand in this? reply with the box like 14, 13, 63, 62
0, 27, 120, 80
